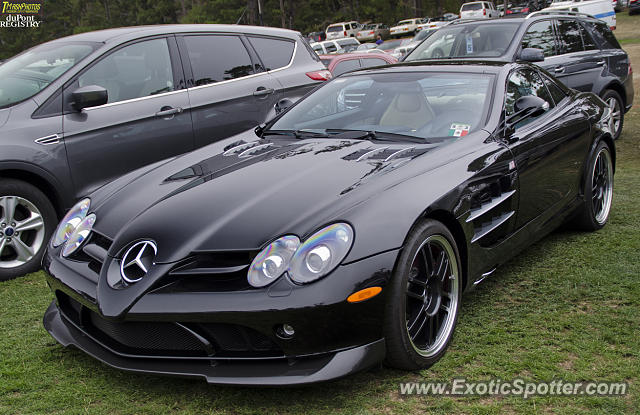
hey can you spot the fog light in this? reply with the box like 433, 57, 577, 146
276, 324, 295, 339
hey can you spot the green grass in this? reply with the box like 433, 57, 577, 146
2, 25, 640, 415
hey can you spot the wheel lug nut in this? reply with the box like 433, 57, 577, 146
10, 222, 15, 227
1, 223, 5, 228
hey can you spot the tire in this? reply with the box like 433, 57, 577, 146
384, 219, 462, 370
0, 179, 57, 281
572, 141, 614, 231
601, 89, 624, 140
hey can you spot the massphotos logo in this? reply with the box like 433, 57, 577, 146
1, 2, 42, 27
1, 2, 41, 13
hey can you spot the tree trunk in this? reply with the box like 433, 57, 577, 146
279, 0, 286, 28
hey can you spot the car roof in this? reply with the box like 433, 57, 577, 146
48, 24, 301, 45
319, 53, 394, 61
345, 60, 514, 75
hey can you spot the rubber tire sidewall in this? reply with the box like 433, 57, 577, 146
572, 141, 614, 232
601, 89, 624, 140
0, 179, 57, 281
383, 219, 462, 370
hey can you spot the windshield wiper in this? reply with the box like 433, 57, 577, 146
259, 129, 330, 139
325, 129, 428, 144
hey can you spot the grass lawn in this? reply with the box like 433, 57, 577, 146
1, 14, 639, 415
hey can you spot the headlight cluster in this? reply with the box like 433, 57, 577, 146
248, 223, 354, 287
53, 198, 95, 257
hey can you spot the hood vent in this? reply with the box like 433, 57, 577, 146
343, 146, 429, 162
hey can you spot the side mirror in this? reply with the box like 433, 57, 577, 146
514, 95, 549, 117
518, 48, 544, 63
275, 98, 294, 115
71, 85, 108, 110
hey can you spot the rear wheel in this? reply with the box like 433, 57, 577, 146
601, 89, 624, 140
0, 179, 57, 281
572, 141, 614, 231
384, 220, 462, 370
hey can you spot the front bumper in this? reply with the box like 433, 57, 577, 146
44, 301, 386, 386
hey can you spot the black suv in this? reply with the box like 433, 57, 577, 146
404, 11, 634, 140
0, 25, 327, 279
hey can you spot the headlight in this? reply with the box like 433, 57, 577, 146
247, 235, 300, 287
61, 214, 96, 257
53, 198, 90, 247
289, 223, 354, 284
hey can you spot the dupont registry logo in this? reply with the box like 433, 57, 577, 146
1, 2, 43, 27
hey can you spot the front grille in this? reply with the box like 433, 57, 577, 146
56, 291, 283, 358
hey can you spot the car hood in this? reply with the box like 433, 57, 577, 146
90, 130, 462, 264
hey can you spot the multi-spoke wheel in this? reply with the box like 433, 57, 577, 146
572, 141, 614, 232
0, 179, 57, 281
601, 90, 624, 140
384, 219, 462, 370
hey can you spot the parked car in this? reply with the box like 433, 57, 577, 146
390, 18, 424, 37
311, 38, 361, 54
404, 13, 634, 139
416, 17, 449, 31
319, 52, 397, 76
325, 21, 361, 40
307, 31, 326, 43
460, 1, 500, 18
393, 27, 440, 59
355, 43, 384, 53
376, 39, 405, 54
443, 12, 460, 20
0, 24, 327, 280
630, 0, 640, 13
356, 23, 390, 42
43, 60, 615, 385
545, 0, 616, 29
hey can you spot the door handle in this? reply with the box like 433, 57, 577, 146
554, 66, 565, 74
253, 87, 275, 97
155, 106, 183, 118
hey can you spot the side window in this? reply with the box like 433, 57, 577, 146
360, 58, 388, 68
587, 21, 621, 49
78, 38, 174, 104
556, 20, 584, 54
184, 35, 253, 86
579, 23, 598, 50
505, 70, 552, 125
248, 37, 294, 71
540, 73, 568, 105
333, 59, 361, 76
521, 20, 557, 57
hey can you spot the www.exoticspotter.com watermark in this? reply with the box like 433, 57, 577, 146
399, 378, 628, 399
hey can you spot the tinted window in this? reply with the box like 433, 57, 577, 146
248, 37, 294, 71
79, 38, 173, 104
557, 20, 584, 54
325, 43, 338, 53
522, 20, 556, 57
333, 59, 361, 76
327, 25, 343, 33
462, 3, 483, 10
505, 70, 552, 125
579, 23, 598, 50
360, 58, 388, 68
184, 35, 253, 86
587, 21, 621, 49
540, 73, 567, 105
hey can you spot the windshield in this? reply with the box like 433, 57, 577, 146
327, 25, 344, 32
0, 42, 97, 108
268, 72, 494, 142
413, 28, 437, 42
404, 23, 518, 60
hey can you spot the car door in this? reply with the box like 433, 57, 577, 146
568, 20, 609, 93
504, 68, 591, 228
178, 34, 282, 149
62, 36, 193, 198
520, 19, 570, 86
553, 19, 604, 93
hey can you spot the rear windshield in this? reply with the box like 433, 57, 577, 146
462, 3, 484, 10
398, 20, 415, 25
327, 25, 344, 32
405, 23, 519, 60
0, 42, 97, 109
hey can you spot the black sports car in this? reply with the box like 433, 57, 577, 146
43, 60, 615, 386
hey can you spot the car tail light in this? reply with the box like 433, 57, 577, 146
369, 31, 374, 34
306, 70, 332, 81
610, 26, 616, 30
506, 9, 512, 13
522, 7, 529, 12
483, 8, 486, 15
344, 30, 347, 36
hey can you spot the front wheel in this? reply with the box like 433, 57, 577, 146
384, 220, 462, 370
572, 141, 614, 231
0, 179, 57, 281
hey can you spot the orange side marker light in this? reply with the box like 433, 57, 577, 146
347, 286, 382, 303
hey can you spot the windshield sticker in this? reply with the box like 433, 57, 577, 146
466, 34, 473, 54
449, 123, 471, 137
